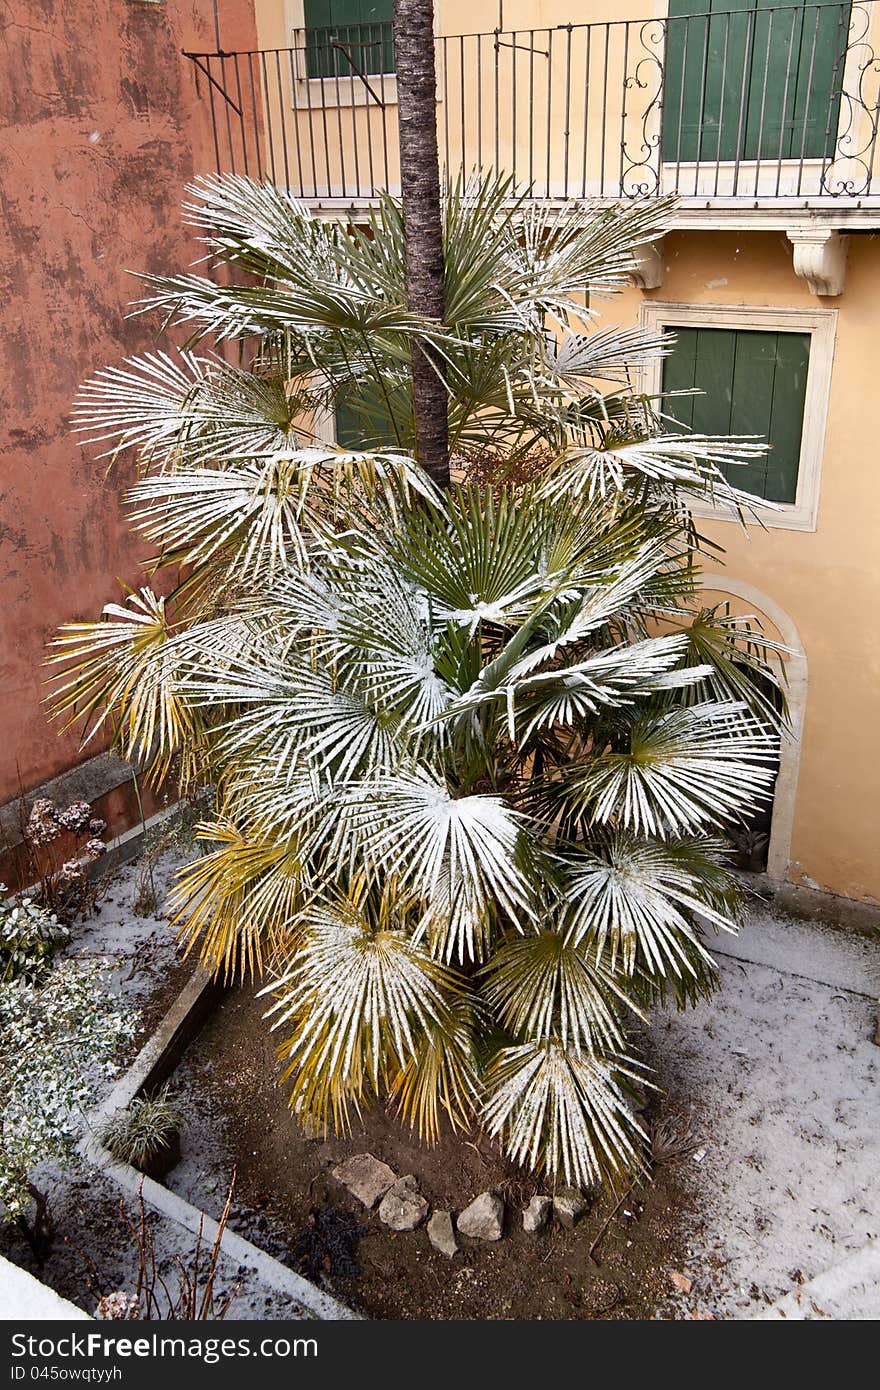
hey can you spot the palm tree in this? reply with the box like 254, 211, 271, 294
51, 175, 784, 1189
392, 0, 449, 486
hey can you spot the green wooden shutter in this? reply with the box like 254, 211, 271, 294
662, 326, 809, 504
334, 383, 402, 450
303, 0, 394, 79
662, 2, 850, 164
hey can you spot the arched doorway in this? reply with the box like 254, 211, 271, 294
699, 575, 807, 884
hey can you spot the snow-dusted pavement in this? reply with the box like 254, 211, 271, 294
651, 903, 880, 1319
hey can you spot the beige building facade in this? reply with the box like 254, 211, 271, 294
190, 0, 880, 902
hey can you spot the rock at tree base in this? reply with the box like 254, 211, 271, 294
331, 1153, 396, 1209
553, 1188, 590, 1229
457, 1191, 504, 1241
522, 1194, 552, 1233
378, 1174, 429, 1231
427, 1209, 458, 1257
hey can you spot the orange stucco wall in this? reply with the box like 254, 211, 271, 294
0, 0, 257, 811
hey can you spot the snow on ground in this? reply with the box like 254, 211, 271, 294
650, 902, 880, 1319
6, 844, 878, 1320
3, 848, 306, 1320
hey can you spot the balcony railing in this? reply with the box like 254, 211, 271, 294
185, 4, 880, 208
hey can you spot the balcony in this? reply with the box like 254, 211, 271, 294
185, 4, 880, 228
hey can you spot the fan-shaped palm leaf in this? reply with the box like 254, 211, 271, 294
482, 1040, 647, 1189
561, 831, 740, 984
562, 701, 778, 835
482, 930, 638, 1051
263, 893, 463, 1132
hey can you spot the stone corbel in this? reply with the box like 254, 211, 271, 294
629, 239, 665, 290
787, 229, 849, 297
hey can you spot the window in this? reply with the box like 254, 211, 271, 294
303, 0, 394, 80
334, 384, 402, 450
639, 303, 837, 531
663, 326, 809, 503
661, 1, 851, 164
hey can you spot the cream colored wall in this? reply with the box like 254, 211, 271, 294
612, 230, 880, 901
254, 0, 659, 45
244, 1, 880, 901
252, 0, 669, 198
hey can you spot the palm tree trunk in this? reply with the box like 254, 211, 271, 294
392, 0, 450, 488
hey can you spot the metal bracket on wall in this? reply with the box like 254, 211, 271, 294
185, 54, 243, 117
329, 42, 386, 108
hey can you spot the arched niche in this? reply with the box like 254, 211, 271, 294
699, 575, 807, 883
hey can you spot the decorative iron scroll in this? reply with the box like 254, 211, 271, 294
620, 21, 665, 199
821, 4, 880, 197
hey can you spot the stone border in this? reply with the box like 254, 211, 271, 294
0, 751, 137, 852
1, 1253, 93, 1320
83, 968, 360, 1322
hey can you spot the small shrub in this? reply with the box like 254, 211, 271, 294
100, 1085, 183, 1170
0, 960, 135, 1248
0, 889, 69, 983
19, 796, 109, 921
74, 1175, 240, 1320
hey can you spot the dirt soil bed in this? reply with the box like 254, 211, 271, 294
167, 987, 691, 1320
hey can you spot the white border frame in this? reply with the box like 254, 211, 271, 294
639, 301, 837, 532
700, 575, 807, 883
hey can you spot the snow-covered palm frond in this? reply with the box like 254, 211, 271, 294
176, 633, 405, 782
509, 539, 680, 673
395, 484, 557, 631
263, 895, 463, 1132
540, 433, 769, 504
390, 995, 482, 1142
482, 930, 638, 1052
446, 634, 707, 745
72, 351, 308, 466
169, 819, 309, 979
48, 589, 201, 778
482, 1040, 647, 1189
514, 196, 676, 316
438, 173, 528, 332
240, 557, 452, 738
126, 447, 436, 579
561, 832, 741, 985
135, 267, 428, 348
546, 325, 673, 390
330, 771, 536, 936
672, 605, 790, 728
181, 173, 329, 272
562, 701, 778, 835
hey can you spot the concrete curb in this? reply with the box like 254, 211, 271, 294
1, 1254, 93, 1320
83, 969, 360, 1322
752, 1238, 880, 1319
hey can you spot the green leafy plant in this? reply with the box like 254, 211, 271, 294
0, 961, 135, 1253
50, 175, 785, 1191
0, 889, 69, 983
100, 1085, 183, 1170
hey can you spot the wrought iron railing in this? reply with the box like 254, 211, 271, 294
185, 4, 880, 205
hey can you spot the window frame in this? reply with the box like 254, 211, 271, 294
284, 0, 443, 108
639, 301, 837, 532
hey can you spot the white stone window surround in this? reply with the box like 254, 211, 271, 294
639, 301, 838, 532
